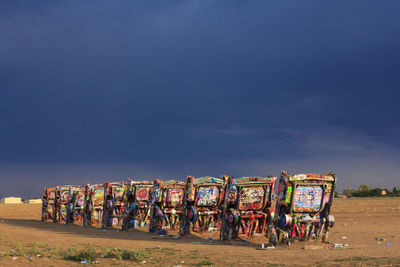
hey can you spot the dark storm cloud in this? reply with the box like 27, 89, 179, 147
1, 1, 400, 196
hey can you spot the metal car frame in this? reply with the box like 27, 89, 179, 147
41, 187, 56, 222
149, 179, 186, 232
180, 176, 225, 235
102, 181, 128, 229
122, 180, 154, 230
71, 187, 86, 225
84, 183, 106, 227
53, 185, 81, 224
220, 176, 276, 241
274, 171, 336, 244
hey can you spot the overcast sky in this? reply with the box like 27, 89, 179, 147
1, 1, 400, 198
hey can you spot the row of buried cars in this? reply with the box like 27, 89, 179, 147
41, 171, 336, 245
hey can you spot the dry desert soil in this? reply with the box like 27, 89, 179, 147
0, 198, 400, 266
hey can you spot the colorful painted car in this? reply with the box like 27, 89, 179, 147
274, 171, 336, 244
72, 187, 86, 225
53, 185, 81, 224
102, 182, 128, 229
41, 187, 56, 222
122, 180, 154, 230
180, 176, 226, 235
220, 176, 276, 241
149, 179, 186, 232
84, 183, 106, 227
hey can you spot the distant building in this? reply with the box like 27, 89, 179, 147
26, 198, 42, 204
0, 197, 23, 204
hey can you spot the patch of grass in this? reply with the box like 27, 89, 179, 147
100, 247, 153, 262
121, 249, 151, 261
64, 245, 96, 262
6, 242, 61, 259
196, 260, 215, 266
101, 247, 121, 259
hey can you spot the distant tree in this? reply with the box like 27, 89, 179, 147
359, 184, 370, 192
393, 187, 398, 194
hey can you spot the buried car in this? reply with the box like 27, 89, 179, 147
102, 181, 128, 229
220, 176, 276, 241
84, 183, 106, 227
149, 179, 186, 232
122, 180, 154, 230
180, 176, 225, 235
274, 171, 336, 244
41, 187, 57, 222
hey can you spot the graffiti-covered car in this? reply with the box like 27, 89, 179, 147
41, 187, 56, 222
84, 183, 106, 227
220, 176, 276, 241
102, 182, 128, 229
180, 176, 226, 235
71, 187, 86, 225
122, 180, 154, 230
274, 171, 336, 244
150, 180, 185, 232
54, 185, 81, 224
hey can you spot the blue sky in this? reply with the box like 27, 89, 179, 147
1, 1, 400, 197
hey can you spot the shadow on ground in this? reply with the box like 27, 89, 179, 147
0, 218, 261, 248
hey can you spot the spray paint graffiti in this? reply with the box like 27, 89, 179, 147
166, 188, 183, 207
197, 186, 220, 207
238, 187, 265, 210
136, 188, 150, 201
293, 186, 323, 212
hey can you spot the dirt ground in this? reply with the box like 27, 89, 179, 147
0, 198, 399, 266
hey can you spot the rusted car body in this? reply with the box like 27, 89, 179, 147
180, 176, 225, 235
102, 182, 128, 229
71, 187, 86, 225
150, 180, 186, 232
53, 185, 81, 224
84, 183, 106, 227
220, 176, 276, 241
274, 171, 336, 244
122, 180, 154, 230
41, 187, 56, 222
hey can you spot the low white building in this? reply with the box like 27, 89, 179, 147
1, 197, 23, 204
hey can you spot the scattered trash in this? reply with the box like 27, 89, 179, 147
156, 229, 168, 235
341, 236, 347, 240
172, 235, 180, 239
387, 243, 392, 246
36, 254, 42, 257
28, 256, 32, 261
92, 261, 100, 264
343, 223, 347, 227
10, 249, 15, 253
81, 260, 88, 264
380, 238, 385, 241
141, 260, 146, 264
12, 257, 18, 260
242, 239, 247, 243
257, 243, 266, 250
128, 233, 132, 236
156, 246, 161, 249
266, 246, 275, 249
180, 261, 185, 264
334, 243, 343, 248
